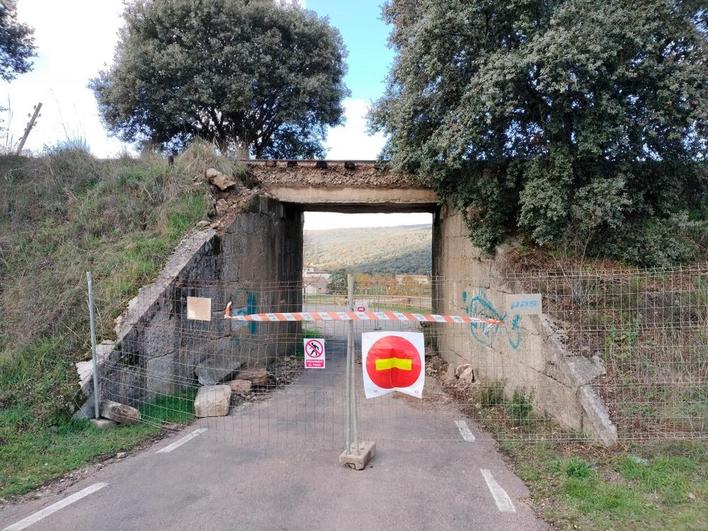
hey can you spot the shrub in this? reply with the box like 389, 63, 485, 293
602, 216, 699, 267
506, 389, 533, 426
479, 383, 505, 408
564, 457, 594, 479
372, 0, 707, 266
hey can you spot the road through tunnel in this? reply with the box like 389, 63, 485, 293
88, 160, 623, 448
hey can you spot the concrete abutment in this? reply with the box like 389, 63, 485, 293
77, 161, 616, 445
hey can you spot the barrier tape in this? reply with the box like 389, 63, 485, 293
224, 302, 501, 326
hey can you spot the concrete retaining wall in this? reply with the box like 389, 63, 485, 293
78, 185, 616, 446
432, 205, 617, 445
77, 195, 303, 416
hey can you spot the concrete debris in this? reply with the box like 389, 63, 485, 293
116, 452, 127, 459
458, 366, 476, 385
72, 394, 96, 421
100, 400, 141, 425
215, 198, 230, 216
194, 385, 232, 417
271, 356, 302, 387
76, 341, 116, 396
228, 379, 252, 395
206, 168, 239, 191
455, 364, 473, 378
195, 358, 241, 386
237, 367, 270, 386
577, 384, 618, 446
566, 355, 607, 387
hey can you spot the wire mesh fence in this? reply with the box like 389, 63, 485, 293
93, 264, 707, 448
509, 264, 708, 441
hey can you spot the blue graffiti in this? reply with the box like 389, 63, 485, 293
230, 290, 258, 335
462, 289, 522, 350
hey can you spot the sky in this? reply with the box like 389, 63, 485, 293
5, 0, 431, 229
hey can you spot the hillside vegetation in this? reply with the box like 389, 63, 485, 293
304, 224, 432, 274
0, 144, 234, 496
372, 1, 707, 265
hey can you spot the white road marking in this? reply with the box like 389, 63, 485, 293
156, 428, 208, 454
480, 469, 516, 513
2, 483, 108, 531
454, 420, 476, 442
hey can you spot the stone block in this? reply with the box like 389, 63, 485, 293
101, 400, 141, 425
229, 379, 252, 395
455, 363, 472, 378
238, 367, 270, 386
195, 357, 241, 386
194, 385, 232, 417
206, 168, 239, 191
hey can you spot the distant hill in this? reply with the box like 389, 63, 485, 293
304, 224, 432, 274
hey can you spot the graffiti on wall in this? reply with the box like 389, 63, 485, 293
229, 290, 258, 334
462, 289, 522, 350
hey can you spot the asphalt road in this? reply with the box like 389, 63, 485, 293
1, 336, 546, 531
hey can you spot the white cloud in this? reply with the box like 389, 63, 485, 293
325, 98, 386, 160
4, 2, 380, 161
5, 0, 127, 156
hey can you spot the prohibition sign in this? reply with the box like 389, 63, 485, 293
365, 335, 422, 389
305, 339, 324, 358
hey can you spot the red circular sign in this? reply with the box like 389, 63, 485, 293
305, 339, 324, 358
366, 335, 422, 389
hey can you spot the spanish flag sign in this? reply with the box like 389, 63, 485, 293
362, 331, 425, 399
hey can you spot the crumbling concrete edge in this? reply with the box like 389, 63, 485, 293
491, 247, 618, 446
74, 227, 218, 419
542, 316, 618, 446
113, 227, 218, 344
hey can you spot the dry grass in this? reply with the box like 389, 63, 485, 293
501, 250, 708, 441
0, 141, 242, 425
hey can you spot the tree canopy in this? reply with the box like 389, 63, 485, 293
91, 0, 349, 158
0, 2, 35, 81
371, 0, 707, 265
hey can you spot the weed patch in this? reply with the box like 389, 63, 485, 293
0, 391, 195, 498
500, 441, 707, 530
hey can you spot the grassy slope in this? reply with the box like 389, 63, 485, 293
501, 440, 707, 530
304, 224, 432, 274
448, 374, 707, 529
0, 144, 234, 498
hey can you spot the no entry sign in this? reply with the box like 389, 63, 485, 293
362, 331, 425, 399
304, 338, 326, 369
354, 299, 369, 312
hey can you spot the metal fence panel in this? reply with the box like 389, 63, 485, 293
96, 265, 707, 447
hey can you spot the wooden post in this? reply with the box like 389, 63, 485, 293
15, 102, 41, 155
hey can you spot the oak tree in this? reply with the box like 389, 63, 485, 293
371, 0, 707, 264
92, 0, 349, 158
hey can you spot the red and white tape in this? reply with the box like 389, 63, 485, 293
224, 302, 500, 326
